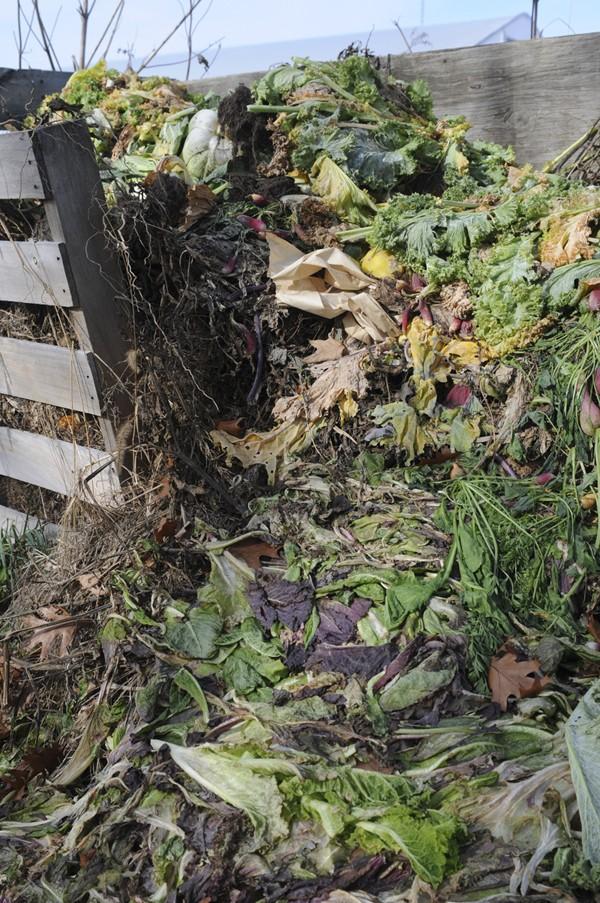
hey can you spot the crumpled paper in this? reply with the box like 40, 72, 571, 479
267, 233, 399, 343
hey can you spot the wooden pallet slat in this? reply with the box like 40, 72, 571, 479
32, 122, 130, 453
0, 428, 120, 503
0, 336, 101, 414
0, 503, 58, 539
0, 131, 46, 199
0, 240, 75, 306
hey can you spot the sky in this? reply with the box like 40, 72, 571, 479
1, 0, 599, 75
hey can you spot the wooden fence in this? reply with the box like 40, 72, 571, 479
191, 32, 600, 169
0, 121, 129, 531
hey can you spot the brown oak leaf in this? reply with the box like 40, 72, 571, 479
23, 606, 77, 662
488, 651, 550, 711
0, 743, 63, 796
214, 418, 246, 438
228, 537, 281, 570
304, 337, 347, 364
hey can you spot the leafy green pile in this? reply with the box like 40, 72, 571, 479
250, 56, 512, 221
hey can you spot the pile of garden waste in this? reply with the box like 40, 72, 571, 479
3, 53, 600, 903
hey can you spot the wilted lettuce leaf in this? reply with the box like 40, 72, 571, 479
152, 741, 295, 841
378, 655, 456, 712
252, 63, 309, 105
566, 682, 600, 864
196, 550, 254, 626
352, 805, 465, 886
310, 155, 378, 226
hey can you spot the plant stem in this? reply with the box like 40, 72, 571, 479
543, 120, 600, 174
595, 430, 600, 550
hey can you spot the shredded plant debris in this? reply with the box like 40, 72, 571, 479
3, 53, 600, 902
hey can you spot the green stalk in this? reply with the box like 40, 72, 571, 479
595, 430, 600, 550
246, 101, 383, 123
542, 120, 599, 173
336, 226, 373, 243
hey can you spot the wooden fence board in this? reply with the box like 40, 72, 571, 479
0, 131, 45, 199
0, 68, 70, 125
32, 121, 131, 452
0, 337, 101, 414
190, 32, 600, 169
0, 503, 58, 539
0, 240, 75, 306
0, 428, 119, 503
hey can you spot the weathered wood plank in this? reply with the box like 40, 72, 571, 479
32, 121, 131, 454
0, 68, 70, 125
0, 504, 58, 540
0, 240, 75, 306
0, 428, 119, 503
0, 131, 45, 199
0, 337, 101, 414
189, 32, 600, 169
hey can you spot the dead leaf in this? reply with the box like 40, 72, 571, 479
56, 413, 82, 436
211, 419, 318, 484
154, 517, 179, 543
587, 612, 600, 644
304, 337, 346, 364
488, 651, 550, 711
214, 418, 245, 438
0, 743, 63, 797
179, 184, 217, 230
77, 573, 103, 598
24, 606, 77, 662
228, 536, 282, 570
273, 350, 369, 423
111, 124, 136, 160
540, 209, 598, 267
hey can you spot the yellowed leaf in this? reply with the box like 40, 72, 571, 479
211, 420, 319, 484
443, 338, 489, 367
360, 248, 399, 279
24, 606, 77, 662
540, 210, 597, 267
407, 319, 451, 382
411, 378, 437, 415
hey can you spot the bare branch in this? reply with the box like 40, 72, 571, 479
78, 0, 90, 68
16, 0, 23, 68
19, 2, 36, 62
135, 0, 205, 74
31, 0, 59, 70
184, 0, 193, 80
87, 0, 125, 66
142, 34, 222, 71
393, 19, 413, 54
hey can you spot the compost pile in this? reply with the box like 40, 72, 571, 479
3, 55, 600, 903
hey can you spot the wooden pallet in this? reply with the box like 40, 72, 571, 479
0, 121, 130, 531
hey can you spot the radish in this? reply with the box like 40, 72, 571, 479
237, 214, 267, 233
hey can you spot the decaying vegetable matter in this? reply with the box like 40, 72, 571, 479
2, 53, 600, 902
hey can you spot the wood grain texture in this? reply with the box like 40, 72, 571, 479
0, 428, 119, 503
32, 120, 131, 452
0, 240, 75, 306
0, 337, 101, 414
190, 32, 600, 169
0, 68, 69, 124
0, 131, 45, 199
